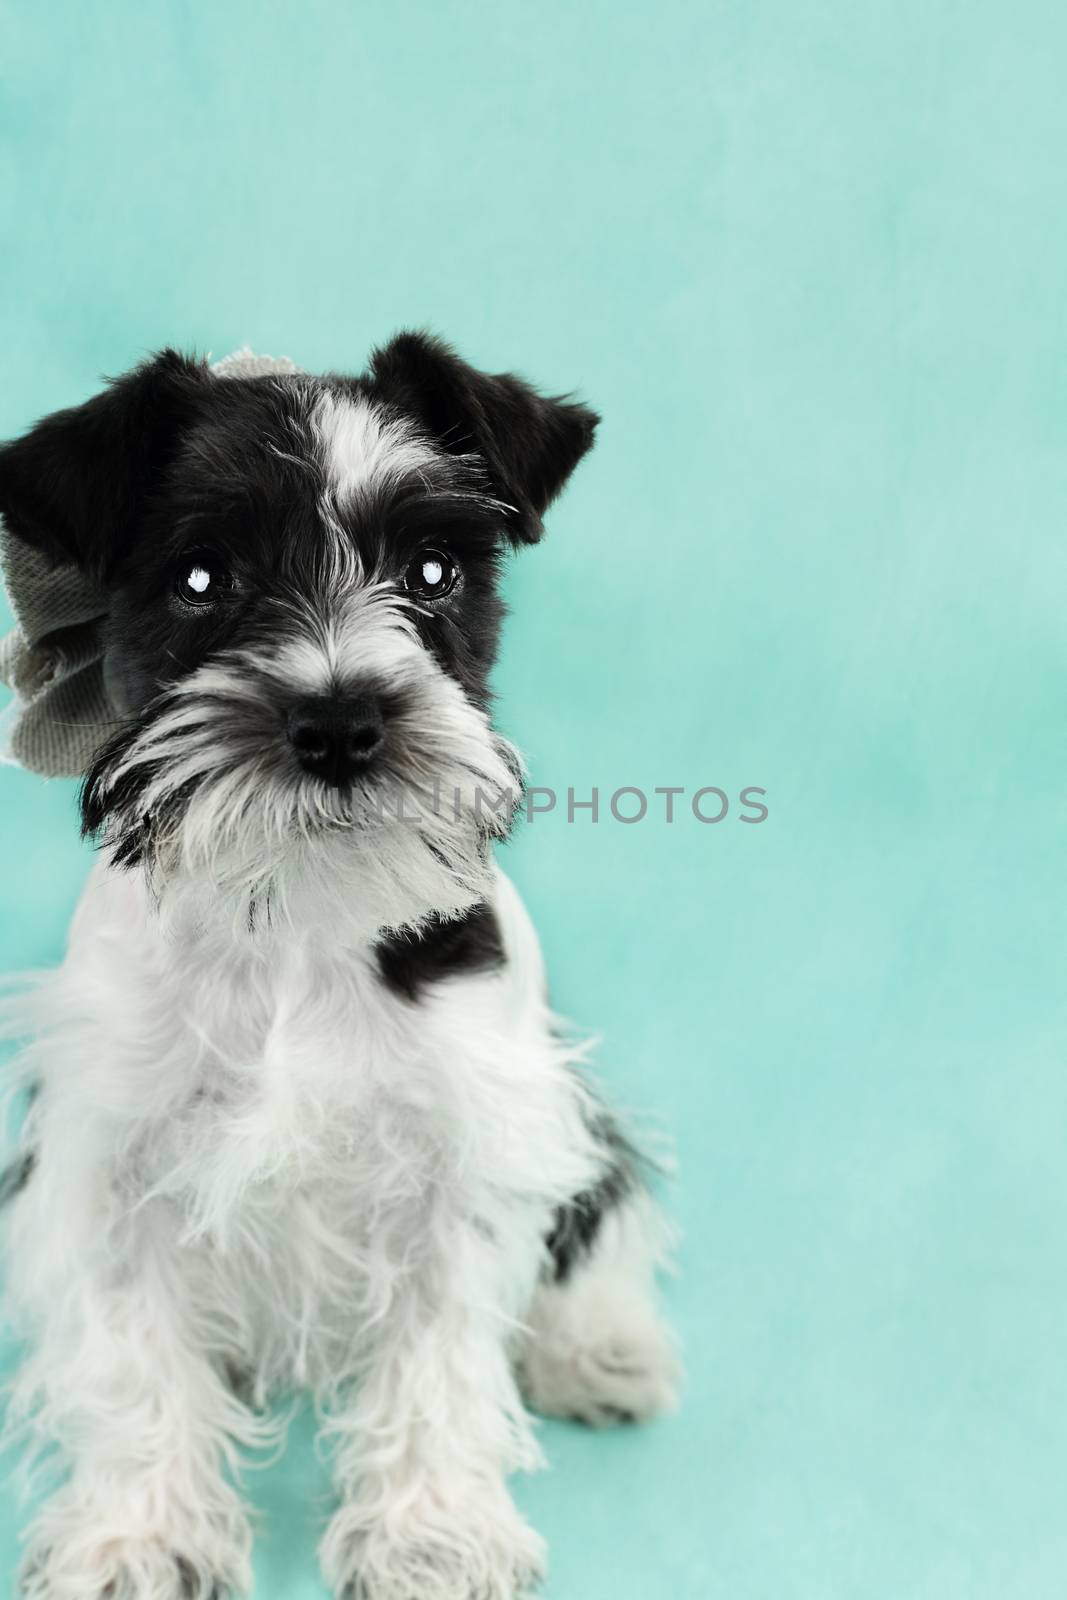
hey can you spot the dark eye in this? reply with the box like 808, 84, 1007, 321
176, 553, 236, 607
404, 549, 457, 601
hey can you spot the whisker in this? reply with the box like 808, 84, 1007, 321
38, 717, 131, 731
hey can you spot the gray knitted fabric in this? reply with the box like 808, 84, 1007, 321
0, 349, 302, 777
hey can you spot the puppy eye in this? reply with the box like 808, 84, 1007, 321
176, 554, 235, 607
404, 549, 457, 601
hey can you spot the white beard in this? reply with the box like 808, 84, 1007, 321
91, 585, 522, 944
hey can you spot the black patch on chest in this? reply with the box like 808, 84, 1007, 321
375, 902, 505, 1001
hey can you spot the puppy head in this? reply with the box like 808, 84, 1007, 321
0, 335, 598, 932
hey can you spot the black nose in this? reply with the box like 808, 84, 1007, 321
287, 695, 385, 785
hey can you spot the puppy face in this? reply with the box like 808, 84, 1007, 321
0, 336, 598, 931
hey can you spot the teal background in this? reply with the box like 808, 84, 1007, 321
1, 1, 1065, 1595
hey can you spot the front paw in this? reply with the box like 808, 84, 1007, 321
321, 1482, 545, 1600
20, 1475, 253, 1599
22, 1532, 234, 1599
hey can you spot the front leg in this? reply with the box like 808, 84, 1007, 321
8, 1169, 258, 1599
320, 1207, 546, 1600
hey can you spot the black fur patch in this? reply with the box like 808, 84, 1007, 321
174, 1555, 225, 1600
0, 1150, 35, 1207
545, 1113, 640, 1282
375, 902, 505, 1001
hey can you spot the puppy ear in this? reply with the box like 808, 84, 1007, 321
0, 350, 207, 578
368, 331, 599, 544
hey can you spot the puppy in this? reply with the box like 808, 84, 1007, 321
0, 335, 677, 1600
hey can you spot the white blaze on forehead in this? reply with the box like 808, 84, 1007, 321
311, 389, 440, 506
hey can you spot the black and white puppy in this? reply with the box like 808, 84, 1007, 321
0, 336, 676, 1600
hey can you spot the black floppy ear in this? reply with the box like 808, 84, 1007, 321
368, 331, 599, 544
0, 350, 207, 578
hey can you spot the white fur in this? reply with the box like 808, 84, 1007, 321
2, 860, 675, 1599
312, 391, 439, 509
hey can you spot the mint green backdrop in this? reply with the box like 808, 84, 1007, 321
1, 2, 1065, 1596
